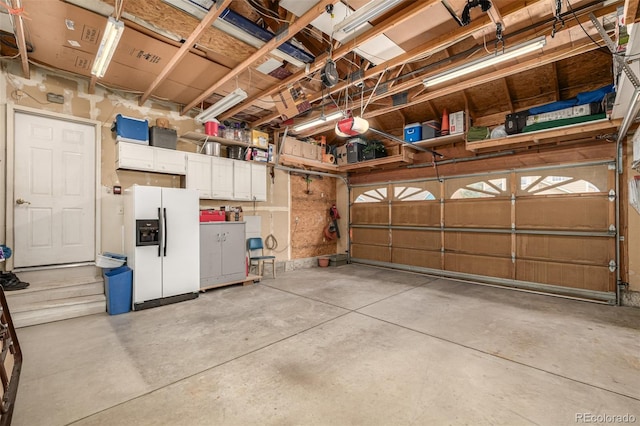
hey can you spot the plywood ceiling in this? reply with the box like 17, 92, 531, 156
0, 0, 627, 139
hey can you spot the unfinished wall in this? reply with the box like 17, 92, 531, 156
290, 173, 338, 259
1, 61, 290, 263
625, 138, 640, 306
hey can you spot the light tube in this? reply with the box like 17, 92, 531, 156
194, 88, 248, 123
423, 36, 547, 88
91, 17, 125, 78
292, 111, 345, 132
334, 0, 404, 34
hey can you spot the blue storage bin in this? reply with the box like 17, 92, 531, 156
104, 266, 133, 315
404, 123, 422, 142
113, 114, 149, 145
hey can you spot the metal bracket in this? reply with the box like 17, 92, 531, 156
608, 189, 616, 201
609, 260, 617, 272
609, 224, 617, 233
589, 13, 640, 88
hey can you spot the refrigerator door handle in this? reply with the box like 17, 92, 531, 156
163, 207, 168, 257
157, 207, 162, 257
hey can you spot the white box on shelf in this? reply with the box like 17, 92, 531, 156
526, 106, 574, 126
449, 111, 465, 135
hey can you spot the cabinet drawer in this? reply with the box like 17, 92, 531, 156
154, 148, 186, 175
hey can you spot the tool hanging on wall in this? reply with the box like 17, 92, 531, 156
329, 204, 340, 238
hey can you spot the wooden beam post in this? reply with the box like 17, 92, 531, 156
139, 0, 232, 106
181, 0, 340, 115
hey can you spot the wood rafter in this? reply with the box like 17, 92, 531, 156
181, 0, 340, 115
11, 0, 29, 78
551, 62, 561, 102
139, 0, 232, 105
501, 78, 514, 112
251, 1, 506, 126
388, 64, 406, 89
624, 0, 639, 25
363, 42, 599, 121
220, 0, 442, 120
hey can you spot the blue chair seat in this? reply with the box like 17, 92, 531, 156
247, 237, 276, 278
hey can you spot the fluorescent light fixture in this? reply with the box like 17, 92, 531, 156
91, 17, 125, 78
194, 88, 248, 123
423, 36, 546, 88
334, 0, 404, 34
292, 111, 345, 132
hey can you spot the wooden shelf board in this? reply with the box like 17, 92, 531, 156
337, 147, 415, 172
466, 119, 620, 152
411, 132, 466, 148
278, 154, 340, 172
180, 132, 251, 148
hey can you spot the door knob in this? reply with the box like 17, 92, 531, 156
16, 198, 31, 205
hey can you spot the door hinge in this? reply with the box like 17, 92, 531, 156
609, 260, 617, 272
608, 189, 616, 201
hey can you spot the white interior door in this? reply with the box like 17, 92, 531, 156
13, 112, 96, 267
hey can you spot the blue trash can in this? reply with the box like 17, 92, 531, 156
104, 266, 132, 315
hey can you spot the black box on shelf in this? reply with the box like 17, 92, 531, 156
505, 112, 529, 135
346, 137, 366, 163
421, 120, 441, 140
149, 126, 177, 149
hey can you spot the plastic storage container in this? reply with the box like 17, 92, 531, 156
113, 114, 149, 145
104, 266, 132, 315
149, 126, 177, 150
404, 123, 422, 142
421, 120, 441, 139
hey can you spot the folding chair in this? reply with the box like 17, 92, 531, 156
247, 237, 276, 278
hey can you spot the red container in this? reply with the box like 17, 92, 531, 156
199, 210, 225, 222
204, 121, 218, 136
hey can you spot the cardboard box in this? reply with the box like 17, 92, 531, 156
449, 111, 465, 135
225, 211, 244, 222
302, 142, 320, 161
282, 137, 302, 157
336, 145, 348, 166
251, 129, 269, 149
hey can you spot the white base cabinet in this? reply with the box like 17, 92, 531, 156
200, 222, 246, 289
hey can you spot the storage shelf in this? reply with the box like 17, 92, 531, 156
465, 118, 620, 152
338, 146, 415, 172
180, 131, 252, 148
278, 153, 340, 172
410, 132, 466, 148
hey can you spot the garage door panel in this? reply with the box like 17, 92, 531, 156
516, 196, 609, 231
445, 199, 511, 228
445, 253, 512, 279
392, 248, 441, 269
516, 260, 612, 292
517, 234, 613, 264
391, 201, 440, 226
444, 232, 511, 256
352, 204, 388, 225
392, 229, 440, 250
351, 228, 389, 246
352, 244, 390, 262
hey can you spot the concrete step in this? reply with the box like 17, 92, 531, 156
11, 294, 106, 328
14, 265, 101, 285
5, 276, 104, 310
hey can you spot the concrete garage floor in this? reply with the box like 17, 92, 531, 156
13, 264, 640, 425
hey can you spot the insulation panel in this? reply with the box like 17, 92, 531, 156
351, 244, 391, 262
516, 196, 609, 231
444, 232, 511, 257
516, 260, 612, 292
444, 253, 512, 279
392, 229, 440, 250
517, 235, 613, 265
391, 201, 440, 226
351, 228, 390, 246
444, 199, 511, 228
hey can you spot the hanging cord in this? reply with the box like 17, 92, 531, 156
551, 0, 564, 38
433, 153, 443, 183
265, 234, 278, 250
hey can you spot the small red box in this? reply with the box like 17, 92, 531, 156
199, 210, 225, 222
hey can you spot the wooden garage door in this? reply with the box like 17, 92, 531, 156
350, 162, 616, 301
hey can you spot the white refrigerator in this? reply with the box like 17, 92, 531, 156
124, 185, 200, 310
